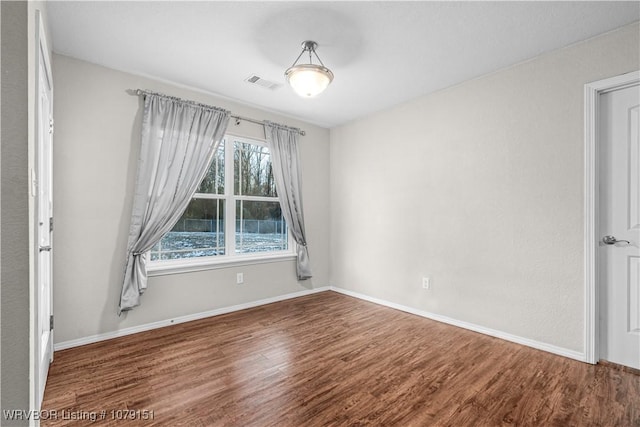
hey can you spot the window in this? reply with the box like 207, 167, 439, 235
149, 136, 290, 266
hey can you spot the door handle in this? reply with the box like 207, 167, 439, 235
602, 235, 630, 245
39, 246, 52, 252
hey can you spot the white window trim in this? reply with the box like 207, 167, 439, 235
147, 250, 297, 276
148, 135, 295, 276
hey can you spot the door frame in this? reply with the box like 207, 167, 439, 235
31, 9, 54, 412
584, 70, 640, 364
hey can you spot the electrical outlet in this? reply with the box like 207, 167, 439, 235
236, 273, 244, 284
422, 277, 431, 290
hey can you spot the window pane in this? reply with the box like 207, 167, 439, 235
234, 141, 277, 197
196, 142, 225, 194
150, 199, 225, 260
235, 200, 287, 254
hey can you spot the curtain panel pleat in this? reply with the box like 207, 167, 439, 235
119, 93, 230, 314
264, 122, 312, 280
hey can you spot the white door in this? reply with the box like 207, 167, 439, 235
599, 83, 640, 370
35, 12, 54, 408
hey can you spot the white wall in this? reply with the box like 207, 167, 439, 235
330, 23, 640, 353
52, 55, 330, 344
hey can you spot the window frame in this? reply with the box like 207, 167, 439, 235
147, 134, 295, 276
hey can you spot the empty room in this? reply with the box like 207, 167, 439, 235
2, 1, 640, 426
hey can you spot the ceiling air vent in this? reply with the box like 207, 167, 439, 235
244, 75, 281, 90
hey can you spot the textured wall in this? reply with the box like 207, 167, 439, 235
52, 55, 330, 344
1, 2, 30, 421
330, 23, 640, 353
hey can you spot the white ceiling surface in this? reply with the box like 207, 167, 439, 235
48, 2, 640, 128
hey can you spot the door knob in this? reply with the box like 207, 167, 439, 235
39, 245, 52, 252
602, 235, 630, 245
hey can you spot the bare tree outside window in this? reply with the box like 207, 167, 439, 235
150, 137, 288, 261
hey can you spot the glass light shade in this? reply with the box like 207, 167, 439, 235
285, 64, 334, 98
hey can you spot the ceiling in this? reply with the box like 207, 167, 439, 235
48, 1, 640, 128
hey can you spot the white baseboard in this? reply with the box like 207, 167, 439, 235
54, 286, 331, 351
56, 285, 586, 363
329, 286, 587, 363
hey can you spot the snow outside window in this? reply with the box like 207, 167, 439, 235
149, 136, 290, 263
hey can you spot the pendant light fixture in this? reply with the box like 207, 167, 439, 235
285, 41, 334, 98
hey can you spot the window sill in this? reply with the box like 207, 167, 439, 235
147, 252, 297, 277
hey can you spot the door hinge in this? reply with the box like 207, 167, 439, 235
49, 217, 53, 233
49, 118, 54, 135
49, 315, 54, 331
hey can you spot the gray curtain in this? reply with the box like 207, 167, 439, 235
120, 92, 230, 314
264, 122, 312, 280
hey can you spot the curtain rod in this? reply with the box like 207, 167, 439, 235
132, 89, 306, 136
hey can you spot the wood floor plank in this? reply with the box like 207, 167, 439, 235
41, 291, 639, 426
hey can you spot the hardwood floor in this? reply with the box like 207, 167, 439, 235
42, 291, 639, 426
